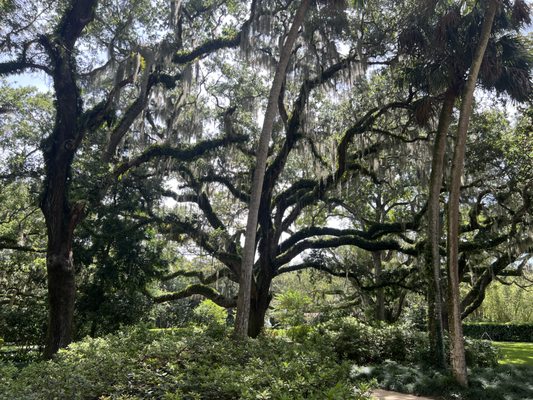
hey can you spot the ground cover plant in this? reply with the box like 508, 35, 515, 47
0, 325, 375, 400
352, 361, 533, 400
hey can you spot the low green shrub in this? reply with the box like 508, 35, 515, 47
271, 289, 312, 327
288, 317, 500, 368
192, 299, 228, 337
0, 325, 375, 400
464, 337, 500, 367
309, 317, 429, 365
463, 322, 533, 342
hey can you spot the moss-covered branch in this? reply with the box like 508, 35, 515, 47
112, 133, 247, 178
275, 234, 417, 268
162, 268, 235, 284
172, 0, 257, 65
149, 284, 237, 308
158, 214, 241, 275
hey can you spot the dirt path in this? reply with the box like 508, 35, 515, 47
371, 389, 436, 400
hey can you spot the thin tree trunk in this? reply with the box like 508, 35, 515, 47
234, 0, 310, 338
373, 194, 385, 321
447, 0, 499, 387
427, 89, 456, 369
372, 251, 385, 321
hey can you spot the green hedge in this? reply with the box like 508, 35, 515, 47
463, 323, 533, 342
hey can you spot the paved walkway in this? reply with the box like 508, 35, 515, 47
371, 389, 436, 400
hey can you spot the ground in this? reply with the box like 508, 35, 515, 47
372, 389, 435, 399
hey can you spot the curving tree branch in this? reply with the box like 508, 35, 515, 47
149, 284, 237, 308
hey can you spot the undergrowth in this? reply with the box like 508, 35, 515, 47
0, 325, 374, 400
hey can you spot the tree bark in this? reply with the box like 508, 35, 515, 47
39, 0, 98, 358
43, 241, 77, 358
234, 0, 310, 338
41, 63, 85, 358
247, 280, 273, 337
426, 89, 456, 369
372, 193, 385, 321
372, 251, 385, 321
446, 0, 499, 387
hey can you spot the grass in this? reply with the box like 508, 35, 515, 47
494, 341, 533, 366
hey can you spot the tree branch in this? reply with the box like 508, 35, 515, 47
149, 284, 237, 308
111, 133, 248, 178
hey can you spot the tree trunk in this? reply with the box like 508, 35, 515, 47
372, 251, 385, 321
426, 89, 456, 369
248, 284, 272, 337
39, 0, 98, 356
44, 242, 76, 358
41, 133, 84, 358
447, 0, 498, 387
234, 0, 310, 338
372, 193, 385, 321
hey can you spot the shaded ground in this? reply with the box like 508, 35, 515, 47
494, 341, 533, 366
372, 389, 436, 400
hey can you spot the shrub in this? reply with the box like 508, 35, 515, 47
193, 299, 228, 337
463, 323, 533, 342
271, 290, 312, 327
297, 317, 499, 368
0, 325, 375, 400
464, 337, 500, 367
311, 317, 429, 365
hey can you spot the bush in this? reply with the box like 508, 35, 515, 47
294, 317, 500, 368
271, 290, 312, 327
464, 337, 500, 367
310, 317, 429, 365
193, 299, 228, 337
0, 325, 375, 400
463, 323, 533, 342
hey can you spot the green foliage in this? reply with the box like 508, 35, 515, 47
74, 176, 172, 338
470, 277, 533, 323
464, 337, 501, 368
283, 324, 312, 342
463, 323, 533, 343
271, 289, 312, 327
193, 299, 227, 326
287, 317, 501, 368
311, 317, 429, 365
192, 299, 228, 337
352, 361, 533, 400
0, 326, 375, 400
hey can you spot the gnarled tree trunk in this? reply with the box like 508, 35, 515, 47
39, 0, 98, 358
